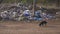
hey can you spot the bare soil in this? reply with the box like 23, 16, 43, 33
0, 19, 60, 34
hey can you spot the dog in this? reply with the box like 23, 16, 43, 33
39, 21, 47, 26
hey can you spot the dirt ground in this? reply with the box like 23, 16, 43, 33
0, 19, 60, 34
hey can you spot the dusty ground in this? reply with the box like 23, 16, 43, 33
0, 19, 60, 34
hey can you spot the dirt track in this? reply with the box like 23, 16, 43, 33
0, 19, 60, 34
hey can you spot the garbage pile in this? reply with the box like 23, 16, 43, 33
0, 3, 55, 21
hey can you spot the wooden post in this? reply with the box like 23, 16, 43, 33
33, 0, 36, 16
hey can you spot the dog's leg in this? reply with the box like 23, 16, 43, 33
39, 23, 42, 27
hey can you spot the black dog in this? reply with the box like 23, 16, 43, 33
39, 21, 47, 26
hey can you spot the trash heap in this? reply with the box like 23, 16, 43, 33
0, 3, 55, 21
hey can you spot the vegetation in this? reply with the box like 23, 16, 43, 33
0, 0, 60, 7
